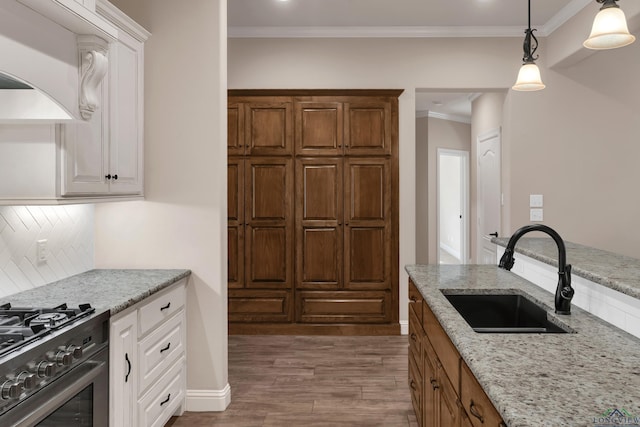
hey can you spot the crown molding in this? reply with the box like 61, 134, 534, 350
541, 0, 592, 36
229, 25, 530, 39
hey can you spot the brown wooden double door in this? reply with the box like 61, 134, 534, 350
228, 91, 400, 333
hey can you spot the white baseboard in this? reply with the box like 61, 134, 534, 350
400, 320, 408, 335
440, 242, 461, 260
186, 384, 231, 412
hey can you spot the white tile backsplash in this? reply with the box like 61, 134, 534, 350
0, 205, 94, 299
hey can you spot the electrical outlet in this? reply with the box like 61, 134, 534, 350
37, 239, 48, 263
530, 194, 543, 207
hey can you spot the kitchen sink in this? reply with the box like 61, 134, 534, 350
442, 292, 572, 334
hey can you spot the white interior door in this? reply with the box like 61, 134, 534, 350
437, 149, 469, 264
477, 128, 501, 264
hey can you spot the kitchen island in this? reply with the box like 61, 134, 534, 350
406, 264, 640, 426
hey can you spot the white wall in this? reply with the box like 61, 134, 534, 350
0, 204, 93, 298
96, 0, 229, 411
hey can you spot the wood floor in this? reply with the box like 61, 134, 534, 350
165, 335, 416, 427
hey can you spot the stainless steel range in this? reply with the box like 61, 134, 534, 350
0, 303, 109, 426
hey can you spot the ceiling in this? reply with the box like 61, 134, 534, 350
228, 0, 593, 37
228, 0, 594, 120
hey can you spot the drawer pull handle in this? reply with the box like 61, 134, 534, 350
430, 378, 439, 390
409, 379, 417, 391
160, 302, 171, 311
125, 353, 131, 383
160, 394, 171, 406
409, 296, 417, 303
469, 400, 485, 423
160, 343, 171, 353
410, 333, 418, 342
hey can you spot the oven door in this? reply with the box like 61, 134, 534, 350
0, 347, 108, 427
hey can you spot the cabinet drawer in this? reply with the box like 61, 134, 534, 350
138, 357, 186, 427
423, 300, 460, 389
139, 280, 186, 337
408, 280, 423, 323
229, 289, 292, 322
296, 291, 391, 323
138, 310, 185, 395
460, 361, 505, 427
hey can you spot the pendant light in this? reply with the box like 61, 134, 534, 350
513, 0, 545, 91
584, 0, 635, 50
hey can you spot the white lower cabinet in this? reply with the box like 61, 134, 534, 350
109, 278, 187, 427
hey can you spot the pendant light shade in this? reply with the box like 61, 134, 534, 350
584, 1, 635, 50
513, 63, 546, 91
513, 0, 545, 92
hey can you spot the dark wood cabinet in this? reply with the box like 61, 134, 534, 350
408, 279, 506, 427
228, 91, 401, 334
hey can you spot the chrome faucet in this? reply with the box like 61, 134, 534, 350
498, 224, 574, 315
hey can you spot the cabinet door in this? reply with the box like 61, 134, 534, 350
344, 158, 391, 291
438, 364, 461, 427
60, 85, 110, 195
422, 338, 438, 427
110, 310, 137, 427
295, 158, 343, 290
245, 158, 293, 289
294, 101, 343, 156
228, 159, 244, 289
344, 100, 392, 156
108, 30, 144, 195
245, 101, 293, 156
228, 101, 245, 156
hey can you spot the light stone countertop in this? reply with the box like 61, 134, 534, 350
493, 237, 640, 300
0, 269, 191, 315
406, 264, 640, 427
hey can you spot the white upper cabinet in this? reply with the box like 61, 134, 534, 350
62, 3, 148, 198
0, 0, 149, 204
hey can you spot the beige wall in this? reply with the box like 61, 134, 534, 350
229, 36, 522, 326
415, 116, 428, 264
229, 25, 640, 323
96, 0, 229, 410
427, 118, 471, 264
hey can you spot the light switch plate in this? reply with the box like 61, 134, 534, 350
530, 194, 543, 207
530, 208, 544, 222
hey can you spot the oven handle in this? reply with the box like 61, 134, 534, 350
11, 358, 107, 427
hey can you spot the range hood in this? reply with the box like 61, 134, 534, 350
0, 0, 116, 122
0, 73, 74, 122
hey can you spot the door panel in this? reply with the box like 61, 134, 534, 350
247, 160, 292, 222
295, 101, 343, 156
344, 158, 390, 290
227, 159, 243, 223
228, 101, 244, 155
228, 290, 292, 322
344, 101, 391, 156
227, 159, 244, 289
296, 291, 390, 323
246, 102, 293, 156
296, 158, 343, 290
246, 226, 290, 288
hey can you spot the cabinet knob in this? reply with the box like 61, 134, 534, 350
105, 174, 111, 180
113, 174, 118, 180
430, 378, 439, 390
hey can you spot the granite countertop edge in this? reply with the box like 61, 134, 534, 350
405, 264, 640, 427
492, 237, 640, 300
0, 269, 192, 316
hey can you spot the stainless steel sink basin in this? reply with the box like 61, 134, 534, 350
442, 293, 572, 334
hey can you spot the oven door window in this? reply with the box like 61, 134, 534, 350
36, 384, 93, 427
